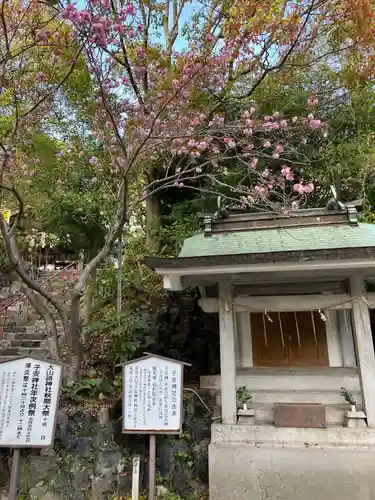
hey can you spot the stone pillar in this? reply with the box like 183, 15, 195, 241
350, 276, 375, 427
338, 310, 357, 368
325, 310, 343, 367
236, 312, 253, 368
218, 281, 237, 424
234, 312, 240, 368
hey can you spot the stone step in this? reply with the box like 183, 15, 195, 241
5, 315, 64, 327
211, 424, 375, 448
0, 346, 47, 356
201, 367, 360, 392
7, 332, 46, 341
216, 390, 363, 406
3, 326, 27, 333
0, 356, 22, 362
6, 340, 44, 348
4, 318, 28, 327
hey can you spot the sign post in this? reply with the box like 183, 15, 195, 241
8, 449, 20, 500
148, 434, 156, 499
122, 353, 189, 500
0, 357, 62, 499
131, 455, 141, 500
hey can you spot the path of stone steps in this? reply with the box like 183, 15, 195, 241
0, 269, 77, 361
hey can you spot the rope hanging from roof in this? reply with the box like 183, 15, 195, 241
218, 292, 372, 316
294, 311, 301, 347
262, 312, 268, 347
311, 310, 318, 346
278, 312, 285, 348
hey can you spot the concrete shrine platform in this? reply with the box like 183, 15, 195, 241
209, 424, 375, 500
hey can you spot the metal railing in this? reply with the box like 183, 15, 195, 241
0, 261, 80, 339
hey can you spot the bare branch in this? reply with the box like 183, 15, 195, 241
21, 46, 84, 119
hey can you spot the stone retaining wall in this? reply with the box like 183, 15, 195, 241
0, 391, 214, 499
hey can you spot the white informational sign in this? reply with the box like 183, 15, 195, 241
0, 357, 62, 447
123, 355, 183, 434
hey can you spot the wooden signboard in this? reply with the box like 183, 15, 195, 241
0, 357, 62, 499
122, 353, 189, 499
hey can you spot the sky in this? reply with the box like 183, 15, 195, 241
73, 0, 198, 52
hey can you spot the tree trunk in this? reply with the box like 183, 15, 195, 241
145, 191, 162, 254
83, 267, 97, 326
116, 232, 122, 313
67, 291, 83, 379
21, 285, 62, 362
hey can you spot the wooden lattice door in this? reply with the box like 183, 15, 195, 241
251, 311, 329, 367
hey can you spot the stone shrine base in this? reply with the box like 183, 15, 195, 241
209, 424, 375, 500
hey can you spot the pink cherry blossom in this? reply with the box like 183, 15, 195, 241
281, 165, 293, 180
293, 182, 314, 194
293, 183, 303, 194
114, 23, 124, 35
309, 119, 322, 130
251, 157, 258, 169
125, 4, 136, 15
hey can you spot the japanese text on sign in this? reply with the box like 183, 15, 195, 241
0, 358, 62, 447
123, 356, 183, 433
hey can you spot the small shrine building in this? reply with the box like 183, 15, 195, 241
146, 204, 375, 499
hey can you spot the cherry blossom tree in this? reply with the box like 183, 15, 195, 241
1, 0, 374, 377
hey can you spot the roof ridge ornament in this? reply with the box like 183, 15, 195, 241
326, 184, 345, 211
347, 206, 358, 225
345, 202, 360, 226
203, 215, 213, 235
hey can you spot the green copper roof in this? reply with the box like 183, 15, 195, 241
179, 223, 375, 258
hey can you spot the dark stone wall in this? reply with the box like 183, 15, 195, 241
153, 293, 220, 381
0, 391, 215, 499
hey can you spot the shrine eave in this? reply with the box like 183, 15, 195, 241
144, 246, 375, 272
